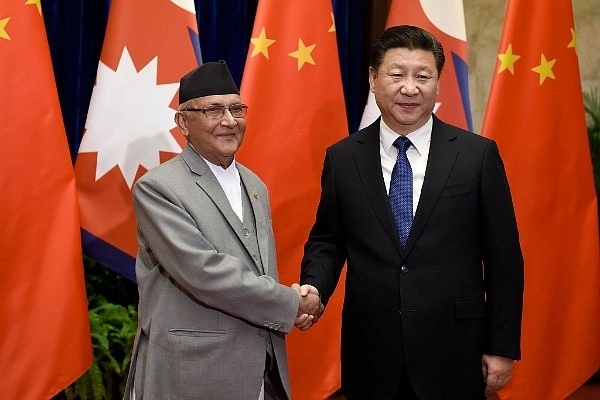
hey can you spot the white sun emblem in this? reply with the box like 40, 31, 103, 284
79, 47, 182, 188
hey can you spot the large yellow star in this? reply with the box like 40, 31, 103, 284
250, 27, 275, 59
25, 0, 42, 15
531, 53, 556, 85
567, 28, 578, 55
289, 38, 316, 71
0, 17, 10, 40
497, 43, 520, 75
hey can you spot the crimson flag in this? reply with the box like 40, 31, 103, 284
238, 1, 348, 398
0, 1, 92, 397
482, 0, 600, 398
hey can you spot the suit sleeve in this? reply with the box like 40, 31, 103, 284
301, 149, 347, 305
133, 174, 299, 333
480, 140, 525, 360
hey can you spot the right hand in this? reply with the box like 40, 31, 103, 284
291, 283, 324, 330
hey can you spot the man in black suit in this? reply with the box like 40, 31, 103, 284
300, 25, 524, 399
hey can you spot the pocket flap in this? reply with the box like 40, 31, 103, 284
455, 297, 486, 319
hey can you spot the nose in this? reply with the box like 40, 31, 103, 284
220, 109, 238, 126
400, 78, 419, 96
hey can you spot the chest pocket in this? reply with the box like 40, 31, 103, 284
440, 182, 472, 198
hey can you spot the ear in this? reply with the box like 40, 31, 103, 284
368, 66, 377, 92
174, 112, 189, 139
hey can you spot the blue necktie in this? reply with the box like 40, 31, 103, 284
389, 136, 413, 247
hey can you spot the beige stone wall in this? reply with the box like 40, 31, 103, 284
464, 0, 600, 132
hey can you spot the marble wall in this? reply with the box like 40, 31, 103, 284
464, 0, 600, 132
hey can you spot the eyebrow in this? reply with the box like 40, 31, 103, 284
388, 62, 433, 69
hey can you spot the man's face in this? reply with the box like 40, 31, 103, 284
369, 47, 440, 135
176, 94, 246, 167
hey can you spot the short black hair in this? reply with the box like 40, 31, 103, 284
369, 25, 445, 75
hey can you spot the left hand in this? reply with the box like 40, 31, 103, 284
294, 313, 314, 331
481, 354, 514, 395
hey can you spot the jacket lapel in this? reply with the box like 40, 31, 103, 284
405, 116, 459, 253
352, 120, 405, 256
354, 117, 460, 257
181, 147, 263, 275
238, 166, 274, 277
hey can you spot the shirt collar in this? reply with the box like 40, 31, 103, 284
204, 157, 238, 181
188, 143, 238, 178
380, 115, 433, 156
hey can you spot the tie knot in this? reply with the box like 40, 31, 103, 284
393, 136, 412, 153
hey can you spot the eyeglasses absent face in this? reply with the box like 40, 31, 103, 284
183, 104, 248, 119
369, 48, 439, 135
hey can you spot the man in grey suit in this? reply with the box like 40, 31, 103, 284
300, 26, 524, 399
123, 61, 320, 400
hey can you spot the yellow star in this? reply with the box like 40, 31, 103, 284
497, 43, 520, 75
25, 0, 42, 15
328, 12, 336, 33
250, 27, 275, 59
0, 17, 10, 40
567, 28, 578, 54
288, 38, 316, 71
531, 53, 556, 85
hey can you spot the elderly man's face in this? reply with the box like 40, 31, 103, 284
176, 94, 246, 168
369, 47, 440, 135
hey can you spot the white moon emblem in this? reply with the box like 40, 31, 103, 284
420, 0, 466, 41
170, 0, 196, 14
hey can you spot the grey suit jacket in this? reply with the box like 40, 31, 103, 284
123, 145, 299, 400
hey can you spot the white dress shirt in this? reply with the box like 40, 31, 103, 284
203, 158, 244, 222
379, 116, 432, 216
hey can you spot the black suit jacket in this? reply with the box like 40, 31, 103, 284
301, 116, 524, 400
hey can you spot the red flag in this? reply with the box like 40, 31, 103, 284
0, 1, 92, 398
360, 0, 472, 131
482, 0, 600, 398
238, 1, 348, 398
74, 0, 200, 279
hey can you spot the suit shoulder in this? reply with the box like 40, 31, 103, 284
133, 155, 189, 196
435, 117, 495, 147
328, 124, 376, 153
457, 129, 494, 145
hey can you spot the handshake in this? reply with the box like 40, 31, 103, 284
291, 283, 324, 331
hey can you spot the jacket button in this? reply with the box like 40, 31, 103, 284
242, 228, 250, 236
401, 265, 408, 274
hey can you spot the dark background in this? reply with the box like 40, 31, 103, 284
41, 0, 393, 161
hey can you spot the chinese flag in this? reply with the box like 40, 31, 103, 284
74, 0, 200, 280
237, 1, 348, 398
0, 1, 92, 398
360, 0, 472, 131
481, 0, 600, 398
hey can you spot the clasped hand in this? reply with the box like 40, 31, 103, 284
291, 283, 324, 331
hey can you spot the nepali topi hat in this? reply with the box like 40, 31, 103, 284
179, 60, 239, 104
